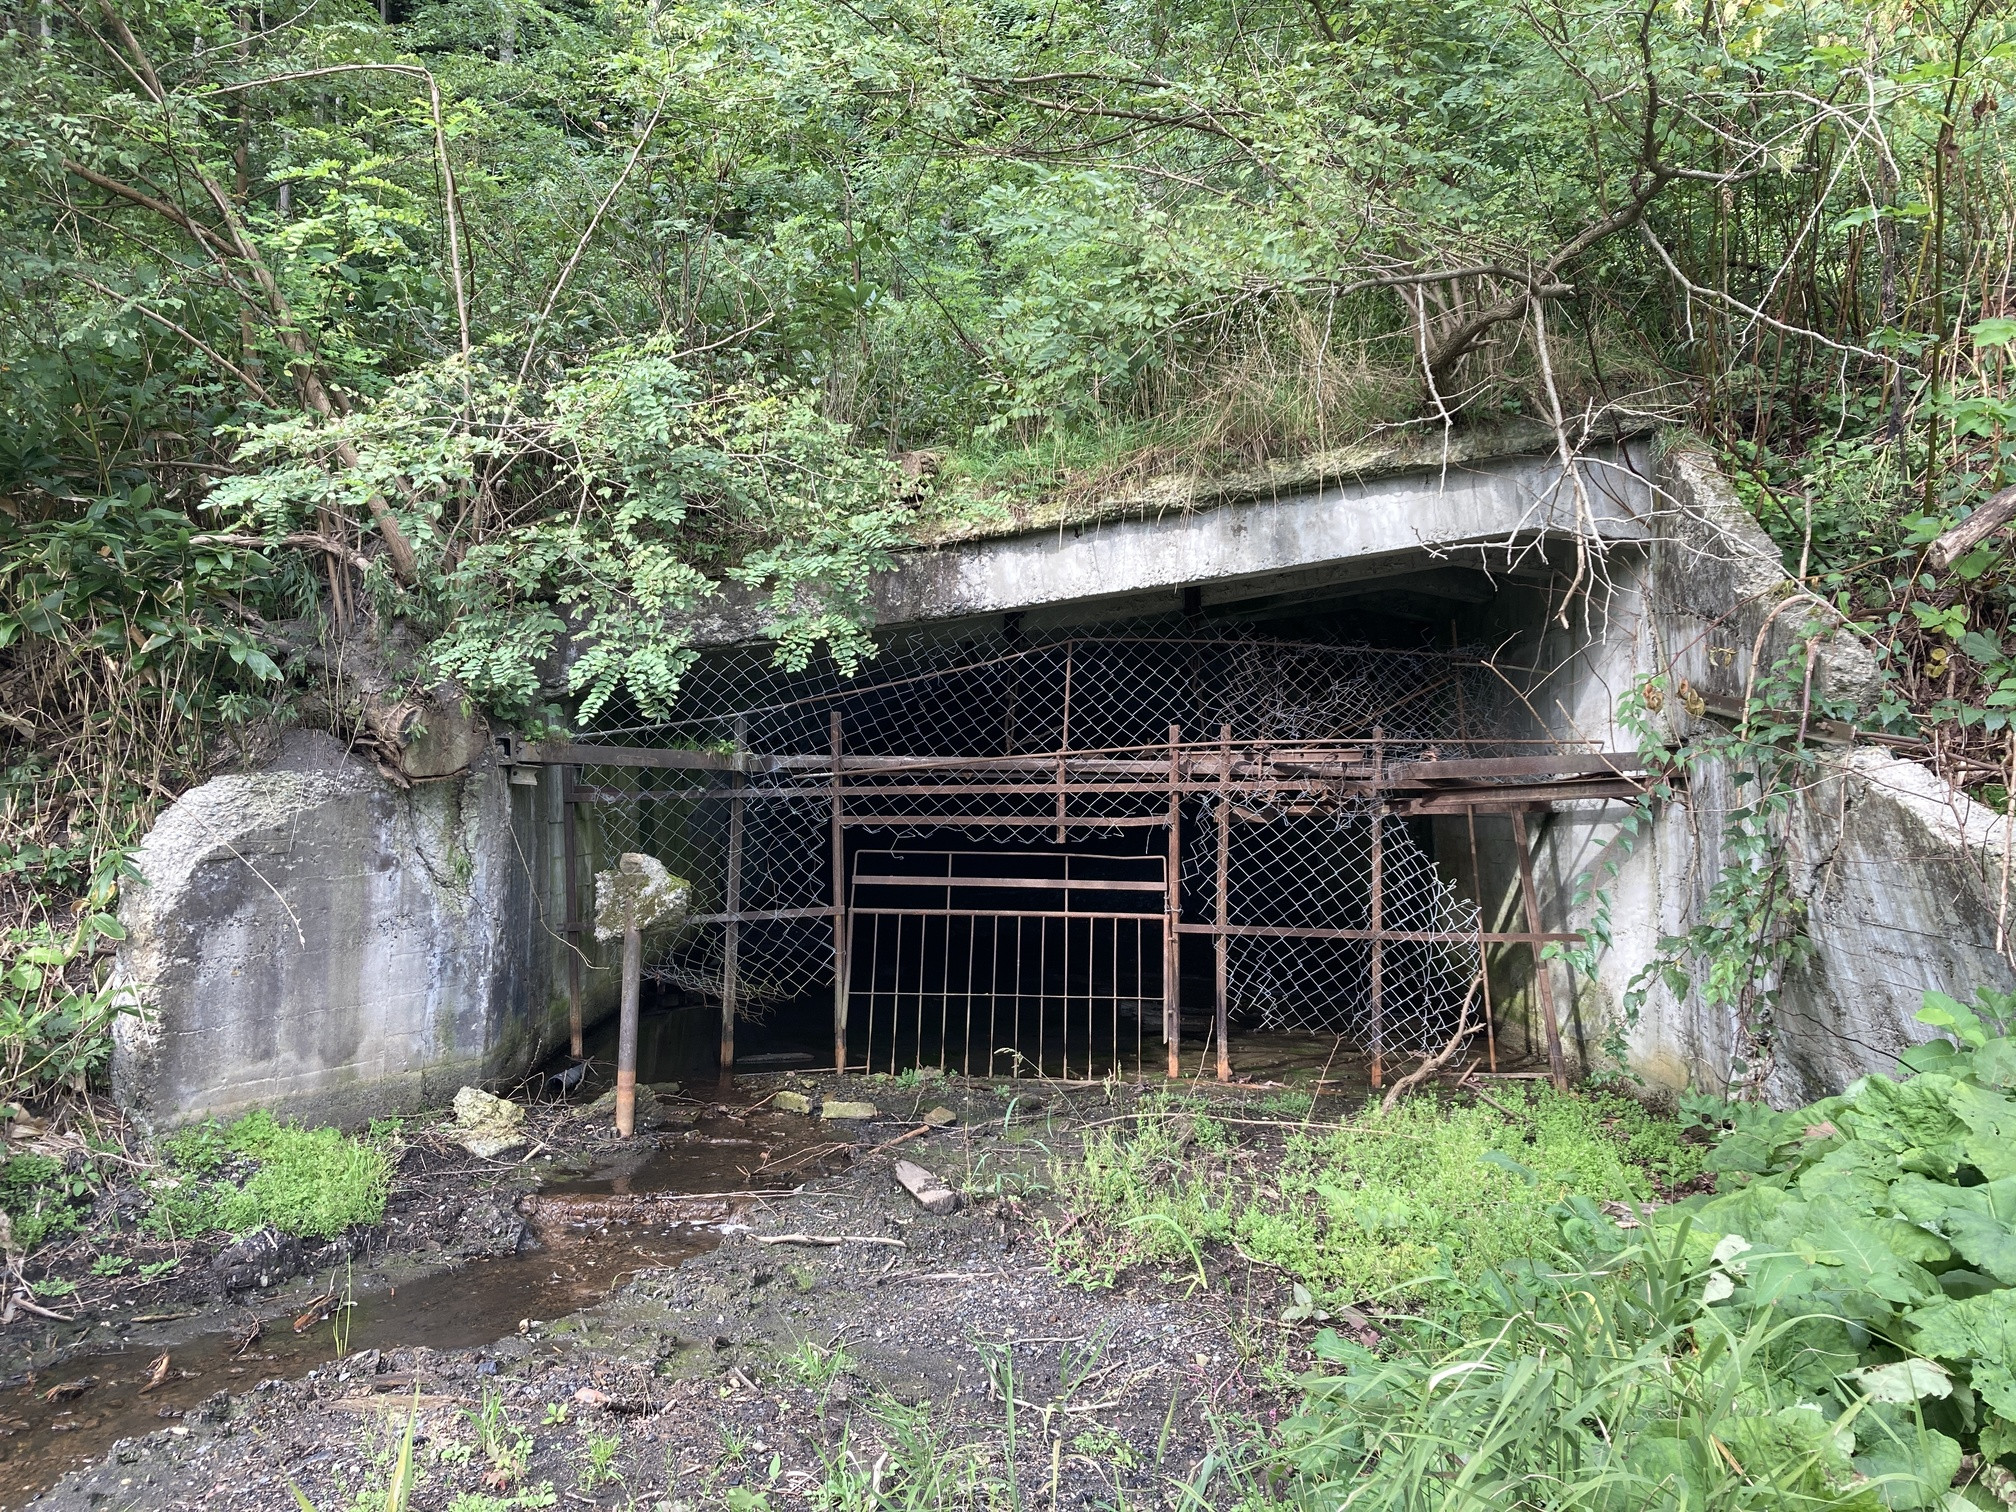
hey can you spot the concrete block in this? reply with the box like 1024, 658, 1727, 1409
111, 744, 545, 1131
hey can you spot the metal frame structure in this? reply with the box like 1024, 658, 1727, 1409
511, 736, 1652, 1090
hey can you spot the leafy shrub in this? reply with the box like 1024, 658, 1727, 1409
1652, 991, 2016, 1482
0, 914, 130, 1104
1272, 1217, 1940, 1511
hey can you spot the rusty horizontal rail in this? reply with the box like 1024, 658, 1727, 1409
1174, 922, 1584, 944
854, 874, 1168, 893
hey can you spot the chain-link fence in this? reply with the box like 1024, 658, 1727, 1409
574, 619, 1529, 1070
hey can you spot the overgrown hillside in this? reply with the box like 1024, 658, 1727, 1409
2, 0, 2014, 1103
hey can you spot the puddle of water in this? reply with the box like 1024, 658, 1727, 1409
0, 1096, 846, 1508
549, 1109, 853, 1199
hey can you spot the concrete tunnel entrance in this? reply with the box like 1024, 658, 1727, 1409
527, 556, 1657, 1088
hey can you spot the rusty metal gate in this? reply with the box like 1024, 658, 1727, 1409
846, 850, 1167, 1078
508, 626, 1661, 1086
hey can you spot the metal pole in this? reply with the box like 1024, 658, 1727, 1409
1056, 642, 1072, 842
1214, 723, 1231, 1083
561, 764, 583, 1059
1166, 723, 1182, 1080
615, 921, 640, 1138
722, 718, 745, 1080
1467, 806, 1498, 1072
831, 711, 848, 1074
1511, 808, 1568, 1090
1368, 725, 1385, 1090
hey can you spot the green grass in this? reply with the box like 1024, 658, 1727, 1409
143, 1109, 395, 1240
1050, 1087, 1702, 1303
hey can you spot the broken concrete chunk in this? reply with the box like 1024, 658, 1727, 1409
773, 1091, 813, 1115
593, 853, 690, 941
893, 1159, 961, 1215
922, 1106, 957, 1127
451, 1086, 527, 1159
820, 1099, 878, 1121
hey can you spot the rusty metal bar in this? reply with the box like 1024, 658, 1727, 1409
840, 815, 1170, 829
685, 905, 835, 926
1175, 923, 1581, 943
1166, 723, 1181, 1080
1369, 726, 1385, 1090
523, 740, 741, 770
560, 763, 583, 1059
1056, 643, 1072, 842
1512, 808, 1569, 1090
1215, 723, 1231, 1084
853, 874, 1167, 894
721, 719, 744, 1079
1468, 806, 1497, 1073
831, 712, 847, 1074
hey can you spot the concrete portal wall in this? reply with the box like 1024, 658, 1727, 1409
1488, 442, 2016, 1104
110, 735, 595, 1131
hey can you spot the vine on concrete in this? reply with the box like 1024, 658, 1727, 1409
1560, 618, 1863, 1097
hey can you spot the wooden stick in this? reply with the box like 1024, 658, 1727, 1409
752, 1233, 906, 1248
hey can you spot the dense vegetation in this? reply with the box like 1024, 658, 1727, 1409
4, 0, 2013, 1085
1042, 995, 2016, 1507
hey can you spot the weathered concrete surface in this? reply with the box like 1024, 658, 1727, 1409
1490, 438, 2016, 1104
111, 734, 557, 1130
680, 440, 1653, 644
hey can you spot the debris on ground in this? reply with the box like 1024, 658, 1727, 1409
893, 1157, 961, 1214
450, 1085, 527, 1158
819, 1099, 877, 1120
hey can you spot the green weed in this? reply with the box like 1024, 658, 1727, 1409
1052, 1086, 1694, 1303
577, 1431, 621, 1490
143, 1109, 394, 1240
0, 1151, 92, 1247
1264, 1217, 1938, 1511
784, 1336, 856, 1390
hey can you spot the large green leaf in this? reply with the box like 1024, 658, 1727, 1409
1849, 1417, 1962, 1511
1758, 1196, 1943, 1307
1906, 1292, 2016, 1418
1939, 1209, 2016, 1284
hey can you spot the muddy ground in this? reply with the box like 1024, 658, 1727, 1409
3, 1072, 1329, 1510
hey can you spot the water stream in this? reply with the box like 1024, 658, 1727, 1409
0, 1072, 843, 1509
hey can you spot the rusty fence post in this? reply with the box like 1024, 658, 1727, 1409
561, 763, 583, 1059
1511, 807, 1568, 1090
1368, 726, 1385, 1089
1214, 724, 1231, 1083
831, 711, 848, 1074
722, 717, 745, 1081
616, 920, 641, 1137
1166, 724, 1182, 1080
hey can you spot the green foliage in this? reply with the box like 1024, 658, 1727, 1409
1644, 998, 2016, 1477
0, 911, 130, 1103
0, 1150, 92, 1249
1052, 1088, 1697, 1301
1270, 1219, 1930, 1511
142, 1110, 395, 1241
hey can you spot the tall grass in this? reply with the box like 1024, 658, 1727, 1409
1255, 1219, 1949, 1511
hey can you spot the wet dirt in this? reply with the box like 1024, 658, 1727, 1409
0, 1087, 854, 1509
18, 1071, 1335, 1512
